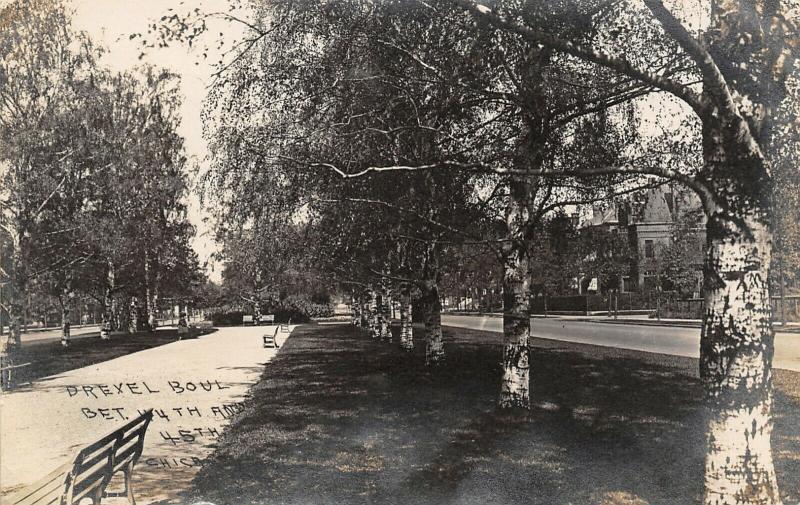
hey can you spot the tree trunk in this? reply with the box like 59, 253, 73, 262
60, 278, 72, 348
351, 295, 361, 326
253, 299, 261, 324
60, 301, 71, 347
2, 281, 25, 389
500, 174, 532, 409
400, 287, 413, 351
128, 297, 138, 334
360, 293, 370, 328
501, 249, 531, 409
380, 284, 391, 342
101, 261, 115, 339
698, 94, 782, 503
6, 256, 25, 348
7, 301, 22, 349
700, 215, 780, 505
112, 297, 121, 333
422, 280, 444, 365
369, 289, 380, 338
0, 295, 19, 390
144, 252, 160, 332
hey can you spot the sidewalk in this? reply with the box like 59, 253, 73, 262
0, 324, 295, 504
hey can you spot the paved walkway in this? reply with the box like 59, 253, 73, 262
0, 324, 294, 504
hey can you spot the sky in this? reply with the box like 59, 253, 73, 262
70, 0, 249, 282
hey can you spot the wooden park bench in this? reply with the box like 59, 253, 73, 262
279, 318, 291, 332
0, 361, 31, 391
242, 314, 254, 325
263, 326, 280, 348
8, 409, 153, 505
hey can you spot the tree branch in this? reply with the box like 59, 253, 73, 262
452, 0, 708, 115
642, 0, 737, 117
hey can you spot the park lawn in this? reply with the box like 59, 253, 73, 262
185, 323, 800, 505
7, 325, 216, 387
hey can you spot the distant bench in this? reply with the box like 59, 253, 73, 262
9, 409, 153, 505
244, 314, 274, 325
262, 318, 290, 348
0, 361, 31, 391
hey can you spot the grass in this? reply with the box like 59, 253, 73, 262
6, 325, 216, 387
184, 323, 800, 505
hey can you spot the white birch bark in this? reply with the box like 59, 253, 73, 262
351, 295, 360, 326
423, 281, 444, 365
500, 176, 532, 409
178, 304, 189, 336
128, 297, 138, 334
369, 289, 380, 338
60, 280, 72, 347
701, 217, 781, 505
380, 284, 391, 341
101, 261, 115, 339
144, 252, 160, 331
501, 254, 531, 409
400, 287, 413, 351
360, 295, 371, 328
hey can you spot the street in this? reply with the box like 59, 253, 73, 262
441, 315, 800, 372
11, 324, 103, 344
7, 316, 204, 346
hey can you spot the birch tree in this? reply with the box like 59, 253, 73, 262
454, 1, 799, 502
0, 0, 100, 360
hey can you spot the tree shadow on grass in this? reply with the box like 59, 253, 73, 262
184, 324, 799, 505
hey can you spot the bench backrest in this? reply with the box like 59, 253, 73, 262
62, 409, 153, 505
263, 327, 277, 347
61, 430, 118, 504
263, 314, 275, 323
111, 409, 153, 474
243, 315, 254, 323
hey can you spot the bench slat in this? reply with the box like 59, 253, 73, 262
7, 463, 70, 505
119, 424, 148, 446
75, 440, 116, 475
114, 409, 153, 433
13, 481, 62, 505
71, 481, 103, 504
77, 430, 119, 457
8, 476, 64, 505
70, 464, 111, 501
112, 443, 143, 471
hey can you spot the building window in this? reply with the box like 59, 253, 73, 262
645, 240, 654, 258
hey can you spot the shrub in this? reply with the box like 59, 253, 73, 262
205, 297, 334, 325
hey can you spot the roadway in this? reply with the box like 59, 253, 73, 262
441, 314, 800, 372
8, 325, 103, 345
8, 317, 201, 346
